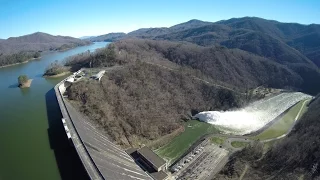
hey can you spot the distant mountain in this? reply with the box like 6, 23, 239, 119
91, 19, 213, 42
169, 19, 212, 32
0, 32, 91, 67
220, 30, 315, 66
128, 20, 213, 38
216, 17, 320, 66
287, 26, 320, 67
79, 36, 96, 39
156, 23, 315, 67
150, 17, 320, 68
155, 24, 230, 43
91, 18, 320, 67
127, 28, 170, 38
89, 32, 126, 42
0, 32, 91, 55
216, 17, 286, 39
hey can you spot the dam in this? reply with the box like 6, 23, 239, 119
55, 72, 151, 179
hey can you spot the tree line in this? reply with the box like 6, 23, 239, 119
0, 51, 40, 67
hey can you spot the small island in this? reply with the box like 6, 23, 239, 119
43, 60, 70, 77
18, 75, 32, 88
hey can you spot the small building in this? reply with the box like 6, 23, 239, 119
127, 146, 168, 180
137, 146, 167, 172
91, 70, 105, 81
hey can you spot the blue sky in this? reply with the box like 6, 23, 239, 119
0, 0, 319, 39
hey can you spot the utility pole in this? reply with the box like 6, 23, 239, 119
89, 50, 92, 77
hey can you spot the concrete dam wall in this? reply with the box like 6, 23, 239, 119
54, 73, 151, 180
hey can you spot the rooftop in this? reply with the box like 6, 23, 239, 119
92, 70, 105, 79
150, 171, 168, 180
137, 146, 166, 169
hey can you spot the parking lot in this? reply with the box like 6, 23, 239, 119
171, 139, 229, 180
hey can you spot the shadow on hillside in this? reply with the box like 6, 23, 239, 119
45, 88, 89, 180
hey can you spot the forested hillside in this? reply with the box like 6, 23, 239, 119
89, 33, 126, 42
87, 19, 213, 42
0, 52, 40, 67
67, 62, 243, 147
114, 39, 312, 92
217, 17, 320, 67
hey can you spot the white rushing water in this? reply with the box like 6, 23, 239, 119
195, 92, 311, 135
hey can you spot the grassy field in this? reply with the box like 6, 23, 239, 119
231, 141, 248, 148
211, 136, 226, 145
254, 99, 311, 140
155, 120, 219, 164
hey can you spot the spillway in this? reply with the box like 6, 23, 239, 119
195, 92, 311, 135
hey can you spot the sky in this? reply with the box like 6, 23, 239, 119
0, 0, 319, 39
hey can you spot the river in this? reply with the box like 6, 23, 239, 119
0, 42, 109, 180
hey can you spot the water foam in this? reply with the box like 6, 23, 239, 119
195, 92, 311, 135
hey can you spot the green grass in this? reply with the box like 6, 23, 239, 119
298, 174, 304, 180
155, 120, 219, 164
262, 139, 280, 153
254, 99, 311, 140
231, 141, 248, 148
211, 136, 226, 145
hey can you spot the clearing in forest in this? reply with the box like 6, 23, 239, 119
155, 120, 219, 164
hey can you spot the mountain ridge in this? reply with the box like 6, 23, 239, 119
0, 32, 91, 67
0, 32, 91, 55
87, 17, 320, 67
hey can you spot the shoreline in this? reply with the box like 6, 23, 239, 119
0, 42, 93, 69
19, 79, 33, 88
43, 71, 71, 78
0, 57, 41, 69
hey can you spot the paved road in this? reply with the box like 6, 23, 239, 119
64, 101, 151, 180
55, 83, 103, 179
223, 138, 252, 150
